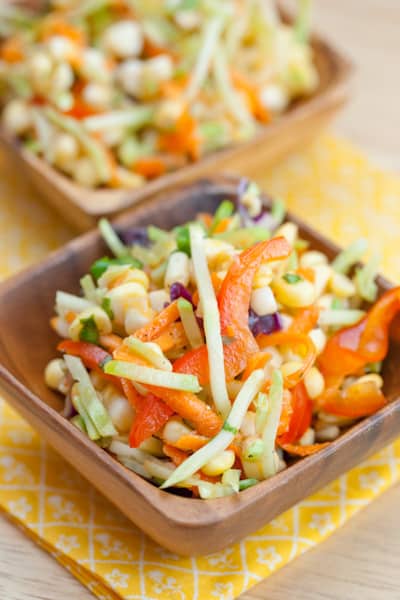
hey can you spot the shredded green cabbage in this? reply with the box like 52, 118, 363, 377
189, 224, 230, 417
332, 239, 368, 275
354, 255, 380, 302
104, 360, 201, 392
261, 369, 283, 478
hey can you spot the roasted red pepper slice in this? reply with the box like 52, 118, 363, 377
278, 382, 312, 445
319, 288, 400, 378
174, 237, 290, 382
58, 340, 111, 370
318, 380, 387, 418
129, 393, 173, 448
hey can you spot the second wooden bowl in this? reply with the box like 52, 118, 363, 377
0, 24, 352, 231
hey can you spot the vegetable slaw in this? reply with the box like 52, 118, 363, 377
44, 180, 397, 498
1, 0, 318, 189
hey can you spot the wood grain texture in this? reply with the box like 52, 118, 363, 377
0, 0, 399, 598
0, 16, 351, 230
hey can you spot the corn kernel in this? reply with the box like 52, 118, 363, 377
149, 289, 170, 312
2, 99, 32, 135
108, 396, 135, 433
315, 425, 340, 442
304, 367, 325, 399
300, 251, 328, 269
308, 328, 327, 354
103, 20, 143, 59
124, 307, 152, 333
312, 265, 332, 297
281, 361, 304, 378
99, 265, 149, 290
105, 282, 148, 324
90, 370, 108, 391
250, 286, 278, 316
318, 411, 355, 426
275, 222, 298, 246
164, 251, 190, 288
317, 293, 335, 310
330, 272, 356, 298
44, 358, 68, 392
139, 437, 164, 456
253, 263, 273, 288
202, 450, 235, 477
299, 427, 315, 446
161, 417, 192, 444
272, 275, 315, 308
69, 306, 112, 341
356, 374, 383, 388
204, 239, 235, 270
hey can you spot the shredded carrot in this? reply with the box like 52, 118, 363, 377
147, 386, 222, 438
213, 217, 232, 234
153, 322, 188, 352
143, 37, 177, 60
241, 352, 271, 381
65, 311, 77, 324
231, 71, 271, 124
197, 213, 213, 229
280, 442, 330, 456
39, 17, 85, 46
211, 272, 223, 294
173, 433, 209, 452
134, 300, 180, 342
0, 37, 24, 63
163, 444, 188, 466
158, 110, 200, 161
133, 156, 167, 179
298, 267, 315, 282
288, 305, 320, 335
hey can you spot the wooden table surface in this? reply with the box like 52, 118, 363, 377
1, 1, 400, 599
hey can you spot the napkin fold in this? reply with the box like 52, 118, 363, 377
0, 135, 399, 600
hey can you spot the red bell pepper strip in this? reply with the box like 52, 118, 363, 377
278, 382, 312, 445
317, 380, 387, 418
57, 339, 123, 389
129, 393, 174, 448
174, 237, 291, 382
58, 340, 111, 369
319, 287, 400, 378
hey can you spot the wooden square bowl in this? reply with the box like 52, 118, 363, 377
0, 177, 399, 556
0, 21, 352, 231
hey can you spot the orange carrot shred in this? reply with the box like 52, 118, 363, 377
163, 444, 188, 466
280, 442, 330, 456
134, 300, 180, 342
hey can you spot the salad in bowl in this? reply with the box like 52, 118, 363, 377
44, 180, 394, 498
1, 0, 318, 188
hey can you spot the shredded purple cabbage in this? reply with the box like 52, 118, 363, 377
118, 227, 151, 247
248, 309, 283, 337
62, 393, 77, 419
170, 282, 194, 306
236, 177, 277, 230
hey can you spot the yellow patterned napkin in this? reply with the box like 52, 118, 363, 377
0, 135, 400, 600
